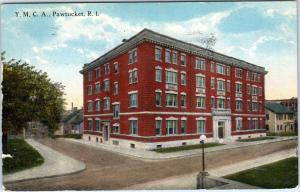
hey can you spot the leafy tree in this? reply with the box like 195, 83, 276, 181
1, 52, 65, 152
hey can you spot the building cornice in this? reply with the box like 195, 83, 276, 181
80, 29, 268, 74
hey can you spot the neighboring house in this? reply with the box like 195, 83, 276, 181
265, 102, 295, 133
26, 121, 48, 138
80, 29, 267, 150
55, 108, 84, 135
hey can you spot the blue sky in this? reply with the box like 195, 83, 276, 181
1, 2, 297, 109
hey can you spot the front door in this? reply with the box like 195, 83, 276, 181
103, 122, 110, 141
218, 121, 225, 139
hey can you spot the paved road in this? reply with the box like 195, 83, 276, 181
4, 138, 297, 190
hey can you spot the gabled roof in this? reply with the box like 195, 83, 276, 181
62, 109, 83, 124
80, 28, 267, 74
265, 102, 293, 114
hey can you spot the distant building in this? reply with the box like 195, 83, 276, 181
265, 102, 295, 133
55, 108, 84, 135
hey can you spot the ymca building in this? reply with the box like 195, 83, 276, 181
80, 29, 267, 150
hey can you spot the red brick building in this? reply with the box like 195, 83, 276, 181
80, 29, 268, 150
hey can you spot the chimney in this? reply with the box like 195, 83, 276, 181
71, 102, 73, 110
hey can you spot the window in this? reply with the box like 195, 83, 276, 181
129, 69, 138, 83
113, 104, 120, 118
95, 119, 100, 132
155, 120, 162, 135
252, 86, 258, 95
236, 118, 242, 130
197, 120, 205, 134
155, 68, 162, 82
211, 97, 215, 108
104, 80, 110, 91
247, 84, 251, 95
166, 93, 177, 107
130, 120, 138, 135
103, 97, 110, 110
216, 63, 225, 74
247, 101, 251, 112
195, 58, 205, 70
114, 63, 119, 73
129, 93, 138, 107
181, 73, 186, 85
196, 76, 205, 88
180, 54, 186, 66
113, 125, 120, 134
181, 120, 186, 134
155, 92, 162, 106
95, 100, 100, 111
210, 62, 215, 72
88, 85, 92, 95
167, 120, 177, 135
88, 119, 93, 130
95, 83, 100, 94
258, 87, 262, 96
246, 71, 250, 80
226, 66, 230, 76
95, 68, 100, 78
172, 51, 177, 64
236, 100, 242, 111
258, 74, 261, 82
114, 82, 118, 95
227, 98, 231, 109
236, 83, 242, 93
252, 102, 258, 112
248, 119, 251, 129
166, 71, 177, 84
88, 101, 93, 112
155, 47, 162, 61
196, 96, 205, 108
211, 78, 215, 89
133, 49, 137, 63
128, 51, 133, 63
227, 81, 230, 92
181, 94, 186, 107
235, 68, 242, 78
104, 63, 110, 75
217, 80, 225, 91
253, 73, 258, 81
165, 50, 171, 63
217, 98, 225, 109
88, 71, 92, 81
253, 119, 258, 129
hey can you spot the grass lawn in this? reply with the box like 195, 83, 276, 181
225, 157, 298, 189
3, 139, 44, 174
152, 143, 224, 153
267, 132, 298, 137
237, 137, 275, 142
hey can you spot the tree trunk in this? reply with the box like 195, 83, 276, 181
2, 131, 8, 154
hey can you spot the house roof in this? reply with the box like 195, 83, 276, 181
62, 109, 83, 124
265, 102, 293, 114
80, 28, 267, 74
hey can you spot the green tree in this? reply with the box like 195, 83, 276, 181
1, 52, 65, 152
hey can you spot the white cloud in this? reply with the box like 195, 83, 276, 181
35, 56, 50, 65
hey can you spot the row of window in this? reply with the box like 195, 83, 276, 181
87, 63, 119, 81
235, 118, 264, 130
87, 80, 117, 95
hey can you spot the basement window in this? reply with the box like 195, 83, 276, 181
156, 145, 162, 149
130, 143, 135, 149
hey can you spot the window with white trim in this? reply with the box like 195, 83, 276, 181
103, 98, 110, 110
252, 102, 258, 112
258, 87, 262, 96
181, 94, 186, 107
113, 104, 120, 118
247, 84, 251, 95
166, 93, 177, 107
252, 86, 258, 95
197, 120, 205, 134
155, 68, 162, 82
226, 66, 230, 76
216, 63, 225, 74
195, 58, 205, 70
253, 73, 258, 82
128, 51, 133, 64
114, 63, 119, 73
129, 93, 138, 107
104, 80, 110, 92
95, 83, 100, 94
196, 96, 205, 108
166, 71, 177, 84
156, 92, 162, 106
129, 69, 138, 84
196, 76, 205, 88
165, 50, 171, 63
236, 118, 242, 130
155, 47, 162, 61
217, 80, 225, 91
248, 119, 251, 129
236, 100, 242, 111
253, 119, 258, 129
210, 62, 215, 72
129, 120, 138, 135
113, 125, 120, 134
88, 119, 93, 130
247, 101, 251, 112
181, 120, 187, 134
211, 97, 215, 108
155, 120, 162, 135
95, 100, 100, 111
236, 83, 242, 93
88, 101, 93, 112
181, 73, 186, 85
180, 54, 186, 66
95, 68, 100, 78
217, 98, 225, 109
227, 81, 230, 92
88, 71, 92, 82
227, 98, 231, 109
104, 63, 110, 75
258, 74, 261, 82
133, 49, 137, 63
167, 120, 177, 135
95, 119, 100, 132
211, 78, 215, 89
172, 51, 177, 64
235, 68, 242, 78
88, 85, 92, 95
114, 82, 118, 95
246, 71, 250, 80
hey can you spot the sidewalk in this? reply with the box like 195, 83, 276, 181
3, 139, 86, 183
125, 148, 297, 189
66, 136, 297, 161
